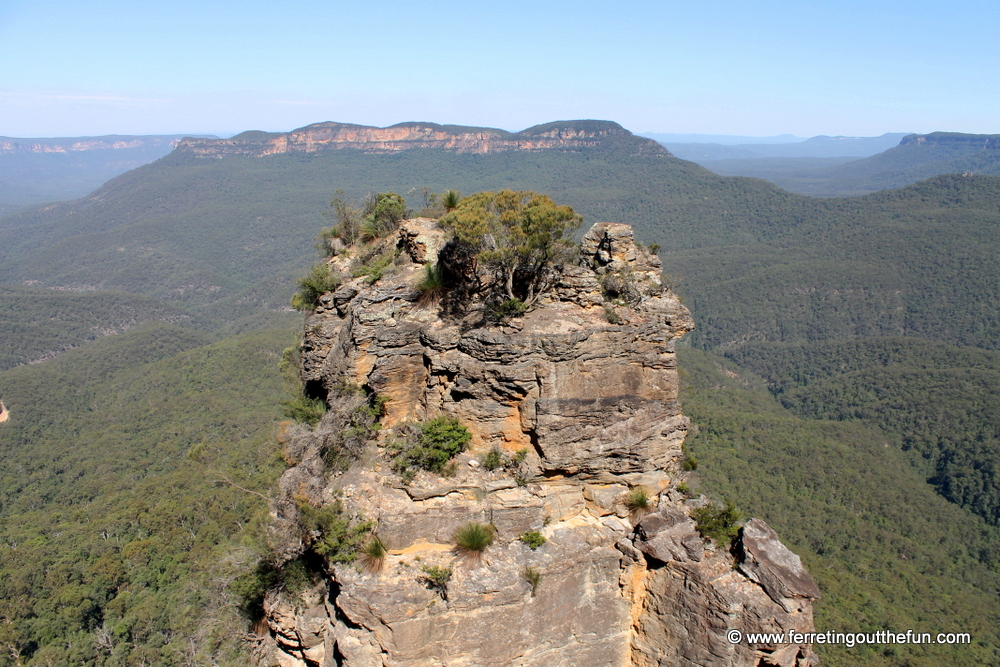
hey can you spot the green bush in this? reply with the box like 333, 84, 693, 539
681, 443, 699, 471
486, 298, 528, 322
420, 564, 453, 599
442, 189, 461, 211
291, 263, 341, 310
351, 247, 398, 284
519, 531, 546, 550
281, 395, 326, 427
480, 447, 504, 471
416, 262, 448, 303
230, 559, 282, 620
691, 501, 742, 547
390, 417, 471, 476
324, 191, 362, 245
297, 500, 374, 564
361, 192, 407, 240
416, 416, 471, 463
439, 190, 581, 309
231, 555, 321, 620
599, 270, 641, 304
454, 522, 495, 561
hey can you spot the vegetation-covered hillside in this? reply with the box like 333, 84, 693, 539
0, 284, 198, 370
0, 322, 296, 665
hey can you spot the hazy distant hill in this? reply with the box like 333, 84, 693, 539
0, 134, 212, 215
805, 131, 1000, 193
640, 131, 804, 146
658, 132, 909, 160
702, 132, 1000, 196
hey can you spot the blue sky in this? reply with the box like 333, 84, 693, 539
1, 0, 997, 138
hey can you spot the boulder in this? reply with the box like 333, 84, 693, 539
736, 519, 821, 612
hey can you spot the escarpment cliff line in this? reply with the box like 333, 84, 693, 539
175, 120, 671, 157
262, 216, 819, 667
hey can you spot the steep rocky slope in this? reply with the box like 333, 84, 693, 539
260, 219, 819, 666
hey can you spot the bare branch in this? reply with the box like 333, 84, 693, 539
214, 473, 270, 502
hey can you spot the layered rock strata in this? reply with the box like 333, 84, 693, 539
263, 220, 819, 667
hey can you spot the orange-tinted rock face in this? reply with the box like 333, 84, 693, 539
298, 219, 693, 476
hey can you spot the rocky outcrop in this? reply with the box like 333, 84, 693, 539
631, 517, 819, 667
263, 219, 819, 666
735, 520, 820, 613
175, 121, 670, 158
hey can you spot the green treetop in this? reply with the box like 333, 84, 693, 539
439, 190, 582, 309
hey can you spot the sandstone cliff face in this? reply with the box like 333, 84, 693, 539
175, 121, 670, 158
263, 220, 819, 667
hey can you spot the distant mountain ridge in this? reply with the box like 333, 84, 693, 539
0, 134, 188, 155
901, 131, 1000, 149
640, 132, 804, 145
661, 132, 911, 161
176, 120, 669, 157
695, 131, 1000, 196
797, 131, 1000, 195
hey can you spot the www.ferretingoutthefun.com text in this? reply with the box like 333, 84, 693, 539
726, 629, 972, 648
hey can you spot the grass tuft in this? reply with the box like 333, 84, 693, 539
453, 522, 495, 562
522, 565, 542, 597
624, 486, 651, 516
359, 536, 387, 573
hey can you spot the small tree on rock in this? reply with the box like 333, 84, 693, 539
360, 192, 407, 240
439, 190, 581, 309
